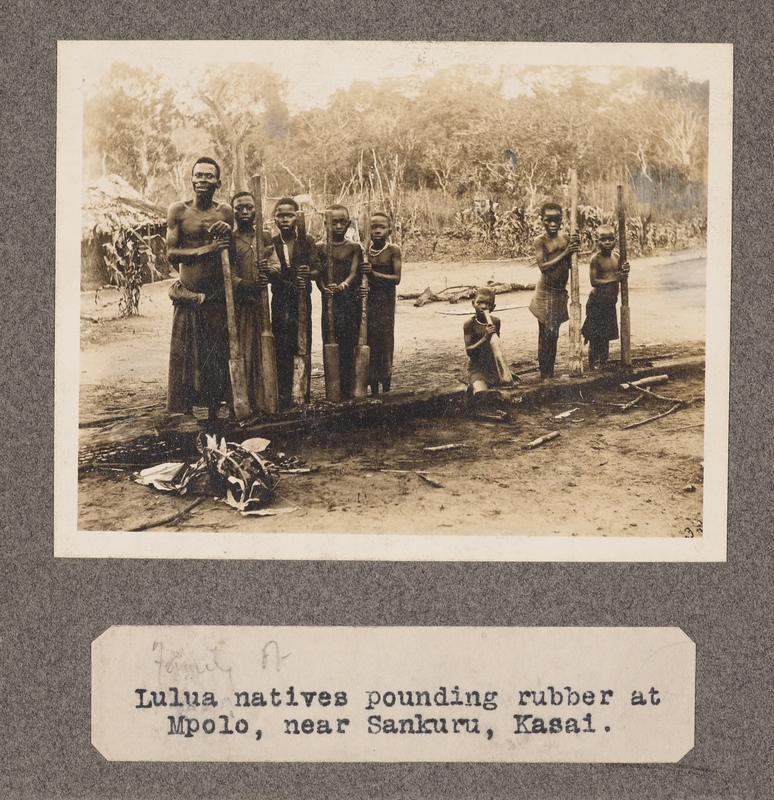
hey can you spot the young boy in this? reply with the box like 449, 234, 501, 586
528, 202, 580, 379
317, 204, 361, 398
361, 211, 402, 395
463, 287, 502, 395
269, 197, 320, 409
581, 224, 630, 369
230, 191, 280, 411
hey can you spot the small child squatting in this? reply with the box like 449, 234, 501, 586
580, 224, 630, 369
464, 287, 502, 395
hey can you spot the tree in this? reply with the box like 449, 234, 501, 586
84, 64, 180, 199
195, 64, 289, 195
646, 69, 709, 181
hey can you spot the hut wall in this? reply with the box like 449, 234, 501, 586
80, 223, 169, 291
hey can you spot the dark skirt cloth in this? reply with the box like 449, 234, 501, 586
367, 284, 396, 384
321, 289, 359, 397
167, 292, 230, 413
581, 285, 619, 343
271, 283, 313, 409
236, 296, 263, 411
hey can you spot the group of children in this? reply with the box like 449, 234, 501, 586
268, 198, 403, 406
165, 157, 402, 416
233, 195, 403, 410
465, 202, 630, 395
166, 157, 628, 417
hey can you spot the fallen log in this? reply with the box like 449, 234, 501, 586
622, 403, 683, 430
620, 374, 669, 390
423, 443, 467, 453
398, 284, 470, 300
412, 287, 443, 306
443, 283, 534, 304
471, 410, 510, 423
523, 431, 559, 449
405, 282, 535, 306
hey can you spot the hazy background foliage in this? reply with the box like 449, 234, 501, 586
84, 63, 708, 260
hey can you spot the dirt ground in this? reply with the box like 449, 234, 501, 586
77, 249, 706, 537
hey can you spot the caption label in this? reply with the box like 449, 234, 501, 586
92, 626, 694, 762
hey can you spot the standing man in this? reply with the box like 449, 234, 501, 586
166, 157, 234, 417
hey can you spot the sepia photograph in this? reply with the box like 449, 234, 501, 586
55, 40, 732, 560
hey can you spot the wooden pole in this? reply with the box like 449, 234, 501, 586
352, 211, 371, 399
617, 183, 632, 368
220, 249, 251, 420
291, 211, 311, 406
483, 310, 513, 385
568, 168, 584, 377
322, 210, 341, 401
251, 175, 279, 414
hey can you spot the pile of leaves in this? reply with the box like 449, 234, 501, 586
135, 434, 282, 514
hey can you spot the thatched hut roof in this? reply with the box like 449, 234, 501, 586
82, 174, 166, 242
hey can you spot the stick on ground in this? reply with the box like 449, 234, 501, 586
129, 496, 207, 531
416, 472, 444, 488
662, 423, 704, 432
620, 374, 669, 390
620, 395, 644, 411
622, 403, 683, 430
377, 469, 444, 488
634, 386, 695, 404
523, 431, 560, 449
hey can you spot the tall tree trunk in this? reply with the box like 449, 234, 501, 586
232, 138, 247, 195
199, 82, 251, 195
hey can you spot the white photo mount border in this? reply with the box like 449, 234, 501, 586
55, 41, 732, 561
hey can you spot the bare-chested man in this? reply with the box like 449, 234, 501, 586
166, 157, 234, 416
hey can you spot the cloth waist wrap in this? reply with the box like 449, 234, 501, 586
529, 282, 569, 328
